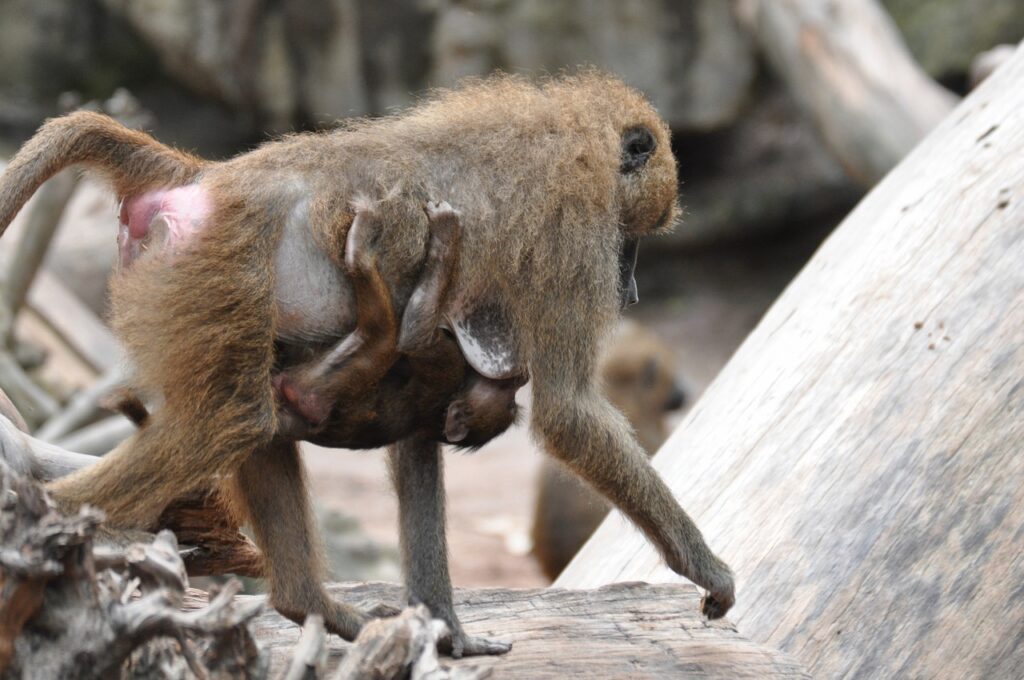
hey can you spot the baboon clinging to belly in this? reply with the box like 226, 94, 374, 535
0, 71, 734, 656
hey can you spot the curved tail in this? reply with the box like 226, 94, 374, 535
0, 111, 206, 237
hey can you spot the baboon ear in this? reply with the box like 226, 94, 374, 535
620, 126, 657, 173
445, 403, 469, 443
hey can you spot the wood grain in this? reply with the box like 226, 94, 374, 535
558, 43, 1024, 679
185, 582, 810, 679
736, 0, 956, 185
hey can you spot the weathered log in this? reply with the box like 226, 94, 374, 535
0, 408, 262, 578
0, 351, 59, 427
558, 44, 1024, 679
26, 270, 122, 374
54, 413, 136, 455
187, 582, 809, 679
0, 170, 78, 331
0, 462, 266, 679
36, 365, 129, 442
736, 0, 957, 185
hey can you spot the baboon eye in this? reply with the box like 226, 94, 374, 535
620, 126, 657, 173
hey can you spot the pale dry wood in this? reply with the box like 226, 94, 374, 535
37, 365, 128, 441
0, 351, 60, 426
54, 412, 136, 455
0, 462, 265, 679
332, 605, 489, 680
191, 582, 810, 679
559, 44, 1024, 679
0, 170, 78, 323
283, 615, 328, 680
26, 270, 122, 374
0, 408, 263, 578
735, 0, 957, 185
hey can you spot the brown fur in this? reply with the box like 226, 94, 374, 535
275, 199, 519, 449
0, 72, 733, 653
531, 321, 686, 579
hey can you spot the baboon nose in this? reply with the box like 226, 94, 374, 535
664, 385, 686, 411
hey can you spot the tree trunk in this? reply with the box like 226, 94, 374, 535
197, 582, 810, 679
735, 0, 957, 185
557, 44, 1024, 679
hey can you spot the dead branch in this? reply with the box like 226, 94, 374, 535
36, 365, 128, 442
0, 462, 265, 679
735, 0, 957, 185
0, 402, 262, 578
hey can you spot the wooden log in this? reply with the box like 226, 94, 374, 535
557, 44, 1024, 678
36, 365, 128, 442
26, 271, 122, 374
0, 407, 263, 578
54, 413, 136, 455
0, 462, 265, 679
735, 0, 957, 185
0, 170, 78, 326
0, 351, 59, 426
186, 582, 810, 679
0, 418, 802, 677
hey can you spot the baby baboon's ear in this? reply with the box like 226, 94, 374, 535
445, 402, 470, 443
620, 126, 657, 173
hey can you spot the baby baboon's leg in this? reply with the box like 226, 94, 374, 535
232, 438, 369, 639
275, 206, 398, 426
387, 437, 511, 658
397, 200, 461, 355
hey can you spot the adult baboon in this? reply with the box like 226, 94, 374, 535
0, 72, 734, 656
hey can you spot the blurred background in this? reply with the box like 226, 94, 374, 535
0, 0, 1019, 590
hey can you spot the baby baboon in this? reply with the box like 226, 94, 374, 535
0, 72, 734, 656
274, 199, 522, 449
532, 320, 686, 579
111, 199, 522, 450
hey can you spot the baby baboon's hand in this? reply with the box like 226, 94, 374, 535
424, 200, 460, 251
344, 204, 382, 274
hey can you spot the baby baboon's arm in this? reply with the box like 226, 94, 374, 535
397, 201, 461, 356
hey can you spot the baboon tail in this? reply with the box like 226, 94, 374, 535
0, 111, 205, 237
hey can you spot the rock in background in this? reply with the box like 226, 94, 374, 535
1, 0, 1019, 254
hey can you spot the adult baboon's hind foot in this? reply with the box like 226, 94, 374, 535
442, 629, 512, 659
